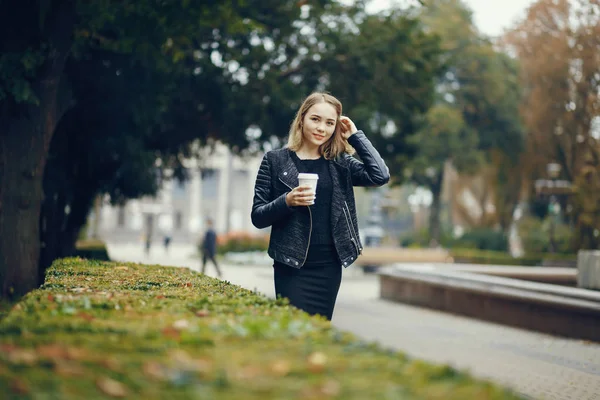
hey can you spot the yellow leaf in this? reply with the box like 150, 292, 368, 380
96, 377, 127, 398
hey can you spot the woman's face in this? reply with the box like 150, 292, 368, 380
301, 102, 338, 149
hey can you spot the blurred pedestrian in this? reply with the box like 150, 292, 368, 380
144, 233, 152, 256
250, 92, 389, 321
201, 218, 222, 277
163, 235, 172, 253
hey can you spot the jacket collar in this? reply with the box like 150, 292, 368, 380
278, 149, 299, 189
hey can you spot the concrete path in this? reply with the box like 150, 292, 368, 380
107, 243, 600, 400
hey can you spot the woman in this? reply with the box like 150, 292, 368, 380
251, 92, 389, 320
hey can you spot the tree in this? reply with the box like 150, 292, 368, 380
1, 0, 331, 298
2, 0, 441, 299
408, 104, 482, 243
317, 7, 442, 179
572, 139, 600, 249
504, 0, 600, 247
411, 0, 525, 243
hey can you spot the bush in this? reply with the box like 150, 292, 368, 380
450, 248, 540, 266
454, 228, 508, 252
399, 229, 455, 248
213, 231, 269, 255
449, 248, 576, 267
400, 228, 508, 252
0, 258, 524, 400
518, 217, 575, 255
73, 239, 110, 261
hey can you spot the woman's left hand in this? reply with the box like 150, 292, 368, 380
339, 116, 357, 140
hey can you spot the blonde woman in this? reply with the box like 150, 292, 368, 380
251, 92, 389, 320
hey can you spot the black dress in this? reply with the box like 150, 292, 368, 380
273, 153, 342, 321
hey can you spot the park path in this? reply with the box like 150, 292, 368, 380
107, 242, 600, 400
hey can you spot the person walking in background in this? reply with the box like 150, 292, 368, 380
163, 235, 172, 254
251, 92, 389, 321
144, 233, 152, 256
201, 218, 222, 277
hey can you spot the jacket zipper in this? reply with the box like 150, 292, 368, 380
279, 177, 312, 266
342, 206, 360, 256
344, 201, 362, 255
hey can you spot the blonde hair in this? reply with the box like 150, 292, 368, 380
287, 92, 355, 159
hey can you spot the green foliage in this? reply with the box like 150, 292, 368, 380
517, 217, 575, 255
400, 228, 507, 252
73, 240, 110, 261
412, 0, 525, 237
318, 8, 442, 183
0, 258, 524, 399
456, 228, 508, 252
400, 229, 454, 248
408, 104, 482, 184
211, 233, 269, 255
449, 248, 576, 267
449, 249, 540, 266
37, 0, 440, 267
0, 49, 45, 104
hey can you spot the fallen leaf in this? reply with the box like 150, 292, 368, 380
7, 349, 37, 366
0, 344, 17, 353
101, 357, 121, 372
66, 347, 88, 361
307, 352, 327, 373
37, 344, 68, 360
271, 360, 291, 377
10, 378, 29, 395
162, 326, 181, 340
78, 312, 95, 322
321, 379, 341, 396
143, 361, 166, 380
54, 360, 85, 377
236, 365, 262, 380
96, 377, 127, 398
173, 319, 190, 330
168, 349, 192, 365
47, 294, 54, 302
195, 310, 210, 317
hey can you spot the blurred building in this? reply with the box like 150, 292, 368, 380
95, 142, 263, 244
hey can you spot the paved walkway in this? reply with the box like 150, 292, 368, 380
107, 243, 600, 400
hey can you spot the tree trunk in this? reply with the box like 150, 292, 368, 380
39, 190, 68, 283
0, 122, 49, 298
0, 3, 75, 299
428, 174, 443, 248
39, 166, 98, 281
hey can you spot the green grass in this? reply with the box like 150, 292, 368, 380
0, 258, 525, 399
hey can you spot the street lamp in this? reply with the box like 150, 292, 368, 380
534, 162, 571, 254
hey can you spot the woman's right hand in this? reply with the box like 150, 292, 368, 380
286, 185, 315, 207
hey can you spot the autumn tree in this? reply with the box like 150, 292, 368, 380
504, 0, 600, 248
411, 0, 525, 244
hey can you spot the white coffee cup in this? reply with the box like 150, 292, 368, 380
298, 173, 318, 205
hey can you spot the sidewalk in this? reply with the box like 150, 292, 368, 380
107, 243, 600, 400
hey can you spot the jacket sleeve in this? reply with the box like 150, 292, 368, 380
251, 152, 294, 229
345, 130, 390, 187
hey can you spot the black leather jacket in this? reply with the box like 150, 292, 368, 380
251, 131, 389, 268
